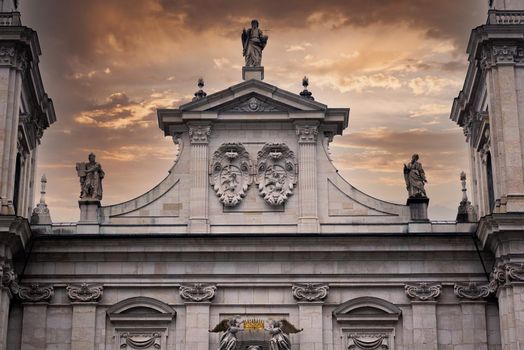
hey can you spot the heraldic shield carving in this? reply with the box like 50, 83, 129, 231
256, 143, 297, 206
210, 143, 252, 207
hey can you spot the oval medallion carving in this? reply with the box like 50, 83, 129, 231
256, 143, 297, 206
210, 143, 252, 207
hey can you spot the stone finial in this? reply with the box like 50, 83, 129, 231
192, 78, 207, 101
456, 171, 477, 223
31, 174, 52, 224
299, 76, 314, 100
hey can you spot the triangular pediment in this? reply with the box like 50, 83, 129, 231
179, 78, 327, 113
208, 93, 299, 113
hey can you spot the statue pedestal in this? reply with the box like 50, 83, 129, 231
242, 66, 264, 80
78, 199, 100, 223
407, 197, 429, 222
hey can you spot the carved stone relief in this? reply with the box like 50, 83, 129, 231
66, 283, 103, 302
292, 283, 329, 302
454, 282, 492, 300
404, 282, 441, 301
11, 283, 54, 302
210, 143, 252, 207
229, 97, 280, 112
347, 332, 390, 350
0, 45, 27, 71
256, 143, 297, 206
179, 283, 216, 302
188, 124, 211, 144
296, 125, 318, 143
488, 262, 524, 294
120, 332, 161, 349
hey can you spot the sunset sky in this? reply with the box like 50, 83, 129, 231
20, 0, 489, 222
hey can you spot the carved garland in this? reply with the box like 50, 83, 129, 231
292, 283, 329, 302
66, 283, 103, 302
347, 333, 389, 350
210, 143, 252, 207
256, 143, 297, 206
179, 283, 216, 302
120, 332, 161, 349
404, 282, 441, 301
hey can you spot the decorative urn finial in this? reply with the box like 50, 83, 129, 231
193, 77, 207, 101
299, 76, 314, 100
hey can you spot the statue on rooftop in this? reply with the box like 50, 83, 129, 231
403, 154, 427, 198
76, 153, 104, 200
241, 19, 268, 67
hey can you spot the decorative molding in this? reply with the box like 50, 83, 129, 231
296, 125, 319, 144
256, 143, 298, 206
210, 143, 252, 207
179, 283, 216, 302
292, 283, 329, 302
488, 263, 524, 293
228, 96, 280, 112
11, 283, 54, 302
188, 124, 211, 144
404, 282, 441, 301
120, 332, 161, 349
0, 45, 28, 71
66, 283, 103, 302
454, 282, 492, 300
347, 332, 390, 350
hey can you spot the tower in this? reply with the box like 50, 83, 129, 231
451, 0, 524, 348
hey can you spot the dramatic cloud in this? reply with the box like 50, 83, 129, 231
20, 0, 488, 221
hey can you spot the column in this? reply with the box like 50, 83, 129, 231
0, 261, 15, 350
298, 302, 323, 350
188, 123, 211, 233
412, 302, 438, 350
20, 304, 47, 350
71, 304, 97, 350
184, 302, 210, 350
295, 123, 319, 233
460, 301, 488, 350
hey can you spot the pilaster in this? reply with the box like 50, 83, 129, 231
188, 123, 212, 233
20, 303, 48, 350
295, 123, 319, 233
71, 304, 97, 350
298, 301, 323, 350
459, 301, 488, 350
184, 302, 210, 350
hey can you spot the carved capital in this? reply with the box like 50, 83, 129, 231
454, 282, 492, 300
188, 124, 211, 144
0, 44, 28, 71
405, 282, 441, 301
481, 45, 523, 70
1, 262, 17, 292
179, 283, 216, 302
66, 283, 103, 302
12, 283, 54, 302
292, 283, 329, 302
296, 125, 318, 144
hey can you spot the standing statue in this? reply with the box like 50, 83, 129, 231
241, 19, 268, 67
403, 154, 427, 198
210, 317, 244, 350
265, 319, 302, 350
76, 153, 105, 200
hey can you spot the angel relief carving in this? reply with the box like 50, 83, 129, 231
256, 143, 297, 206
210, 143, 252, 207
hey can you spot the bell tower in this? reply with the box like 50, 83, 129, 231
451, 1, 524, 348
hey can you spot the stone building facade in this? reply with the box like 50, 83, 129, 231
1, 0, 524, 349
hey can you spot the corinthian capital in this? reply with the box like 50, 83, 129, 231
0, 45, 28, 71
296, 125, 318, 144
188, 124, 212, 144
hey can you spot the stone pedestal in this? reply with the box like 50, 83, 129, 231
407, 197, 429, 221
78, 200, 100, 223
242, 66, 264, 81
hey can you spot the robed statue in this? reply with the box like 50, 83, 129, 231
210, 317, 244, 350
403, 154, 427, 198
76, 153, 105, 200
241, 19, 268, 67
265, 319, 302, 350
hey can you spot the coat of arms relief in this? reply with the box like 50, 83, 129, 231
256, 143, 297, 206
210, 143, 252, 207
